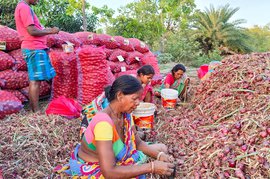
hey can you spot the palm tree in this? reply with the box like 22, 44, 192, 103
193, 4, 252, 54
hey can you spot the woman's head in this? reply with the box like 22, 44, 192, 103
171, 64, 186, 80
137, 65, 155, 84
105, 75, 143, 113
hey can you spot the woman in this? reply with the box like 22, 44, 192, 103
56, 75, 174, 178
136, 65, 155, 103
80, 65, 155, 138
155, 64, 190, 100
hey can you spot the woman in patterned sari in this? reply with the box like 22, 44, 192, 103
55, 75, 174, 178
155, 64, 190, 100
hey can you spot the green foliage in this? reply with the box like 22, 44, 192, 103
193, 49, 222, 67
157, 53, 173, 64
245, 25, 270, 52
104, 0, 196, 48
0, 0, 18, 29
33, 0, 97, 33
193, 4, 252, 54
159, 0, 196, 31
164, 30, 200, 64
0, 0, 98, 33
109, 1, 164, 46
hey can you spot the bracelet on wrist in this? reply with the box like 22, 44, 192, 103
151, 162, 154, 173
157, 152, 165, 161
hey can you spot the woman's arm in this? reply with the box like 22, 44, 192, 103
144, 91, 152, 103
164, 74, 174, 89
165, 83, 171, 88
134, 128, 169, 161
96, 141, 173, 178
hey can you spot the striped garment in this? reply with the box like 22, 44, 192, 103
22, 49, 56, 81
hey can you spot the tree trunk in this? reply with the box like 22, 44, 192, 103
82, 0, 87, 31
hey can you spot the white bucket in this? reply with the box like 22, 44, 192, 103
161, 89, 178, 109
132, 102, 156, 129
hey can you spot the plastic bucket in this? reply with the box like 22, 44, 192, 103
161, 89, 178, 109
132, 102, 156, 129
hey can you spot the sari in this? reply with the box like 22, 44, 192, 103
80, 92, 109, 138
156, 73, 188, 96
54, 113, 147, 179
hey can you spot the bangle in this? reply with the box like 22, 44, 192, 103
157, 152, 165, 161
151, 162, 154, 173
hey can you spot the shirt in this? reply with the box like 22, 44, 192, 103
15, 1, 47, 50
164, 73, 175, 86
164, 73, 187, 86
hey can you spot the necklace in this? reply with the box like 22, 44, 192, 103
109, 105, 125, 131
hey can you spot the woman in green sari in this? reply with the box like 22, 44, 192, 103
155, 64, 190, 100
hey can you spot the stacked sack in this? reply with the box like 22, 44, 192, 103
61, 32, 161, 104
0, 26, 26, 118
75, 32, 161, 80
0, 25, 161, 118
0, 26, 51, 119
77, 47, 108, 104
49, 52, 78, 99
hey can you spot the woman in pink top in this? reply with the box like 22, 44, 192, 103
155, 64, 190, 100
137, 65, 155, 103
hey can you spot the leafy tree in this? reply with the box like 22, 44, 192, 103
0, 0, 18, 29
164, 30, 201, 64
193, 4, 252, 54
159, 0, 196, 32
245, 25, 270, 52
33, 0, 97, 33
102, 0, 196, 50
109, 0, 163, 47
0, 0, 98, 33
92, 5, 115, 33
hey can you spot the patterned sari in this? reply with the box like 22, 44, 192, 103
79, 92, 109, 138
54, 113, 147, 179
156, 73, 188, 96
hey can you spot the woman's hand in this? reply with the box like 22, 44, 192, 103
153, 160, 175, 176
158, 153, 171, 162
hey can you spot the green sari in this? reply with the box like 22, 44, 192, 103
156, 73, 188, 96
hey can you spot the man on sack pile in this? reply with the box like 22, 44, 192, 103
15, 0, 59, 112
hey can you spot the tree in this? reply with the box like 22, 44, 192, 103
0, 0, 18, 29
0, 0, 98, 33
193, 4, 252, 54
92, 5, 115, 33
101, 0, 196, 50
33, 0, 98, 33
164, 30, 200, 64
245, 25, 270, 52
110, 0, 163, 47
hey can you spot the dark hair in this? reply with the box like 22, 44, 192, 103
137, 65, 155, 76
104, 75, 143, 102
171, 64, 186, 75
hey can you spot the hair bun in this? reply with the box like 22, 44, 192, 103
104, 85, 112, 101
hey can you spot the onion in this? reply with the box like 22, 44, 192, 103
228, 159, 236, 168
